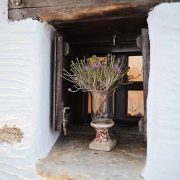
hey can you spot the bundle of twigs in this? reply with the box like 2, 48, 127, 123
62, 55, 129, 94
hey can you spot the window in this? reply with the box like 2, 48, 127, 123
128, 91, 144, 116
128, 56, 143, 82
127, 56, 144, 117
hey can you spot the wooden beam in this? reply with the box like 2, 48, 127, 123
53, 14, 146, 25
9, 0, 133, 9
8, 0, 180, 22
70, 44, 140, 56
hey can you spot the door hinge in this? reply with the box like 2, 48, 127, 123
63, 107, 70, 135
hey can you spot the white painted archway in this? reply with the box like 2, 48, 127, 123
144, 3, 180, 180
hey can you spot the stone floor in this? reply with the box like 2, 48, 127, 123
37, 123, 146, 180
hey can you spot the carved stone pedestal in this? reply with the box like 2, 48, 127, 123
89, 119, 116, 151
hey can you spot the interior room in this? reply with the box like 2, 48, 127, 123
52, 16, 147, 129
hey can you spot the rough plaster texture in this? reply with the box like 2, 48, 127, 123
0, 1, 59, 179
145, 3, 180, 180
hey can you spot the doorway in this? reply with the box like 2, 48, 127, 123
52, 15, 148, 133
37, 14, 149, 180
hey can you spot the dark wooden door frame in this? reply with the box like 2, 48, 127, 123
142, 28, 150, 139
52, 35, 64, 131
52, 29, 150, 134
136, 28, 150, 139
114, 53, 143, 122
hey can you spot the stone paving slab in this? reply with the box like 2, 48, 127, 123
37, 124, 146, 180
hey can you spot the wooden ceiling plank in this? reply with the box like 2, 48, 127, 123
8, 0, 159, 9
8, 0, 167, 21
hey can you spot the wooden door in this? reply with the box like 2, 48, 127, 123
52, 35, 64, 131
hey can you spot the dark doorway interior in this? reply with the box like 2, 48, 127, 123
52, 15, 148, 132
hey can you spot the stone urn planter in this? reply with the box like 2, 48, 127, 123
62, 55, 128, 151
89, 91, 116, 151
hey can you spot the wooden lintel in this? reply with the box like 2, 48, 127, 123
8, 0, 175, 22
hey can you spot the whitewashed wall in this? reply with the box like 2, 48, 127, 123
145, 3, 180, 180
0, 1, 59, 179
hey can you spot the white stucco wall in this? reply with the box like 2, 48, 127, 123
145, 3, 180, 180
0, 1, 59, 179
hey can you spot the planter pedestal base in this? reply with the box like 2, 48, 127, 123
89, 139, 117, 151
89, 119, 116, 151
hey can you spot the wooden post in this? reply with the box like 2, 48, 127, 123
141, 28, 150, 140
114, 55, 128, 121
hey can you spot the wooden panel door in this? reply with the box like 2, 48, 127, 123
52, 35, 64, 131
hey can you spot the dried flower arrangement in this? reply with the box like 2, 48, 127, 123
62, 55, 129, 150
62, 55, 128, 94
